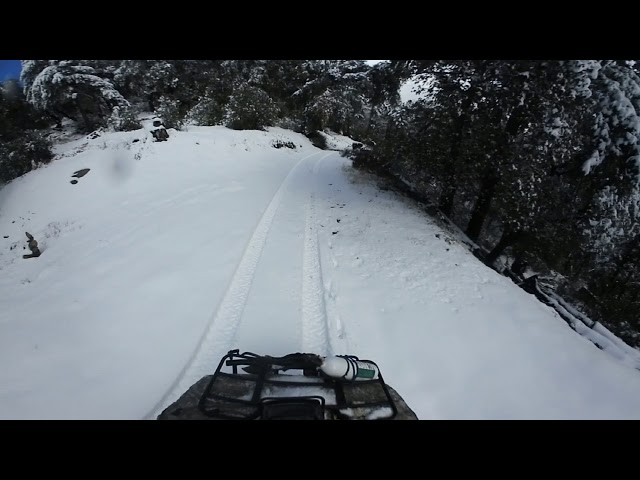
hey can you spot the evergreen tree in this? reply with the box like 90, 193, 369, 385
225, 83, 279, 131
22, 60, 131, 133
0, 79, 53, 183
578, 61, 640, 271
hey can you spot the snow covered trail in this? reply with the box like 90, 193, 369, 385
148, 150, 338, 418
236, 152, 334, 357
0, 127, 324, 420
306, 156, 640, 420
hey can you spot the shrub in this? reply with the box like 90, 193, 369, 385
107, 105, 142, 132
0, 131, 53, 183
225, 84, 279, 131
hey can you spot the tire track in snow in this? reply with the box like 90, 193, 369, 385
307, 154, 350, 356
300, 153, 334, 355
324, 277, 350, 355
145, 150, 323, 419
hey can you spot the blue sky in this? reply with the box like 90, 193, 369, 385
0, 60, 21, 81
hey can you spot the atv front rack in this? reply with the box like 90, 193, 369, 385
196, 349, 399, 420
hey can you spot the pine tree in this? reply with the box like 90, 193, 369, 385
224, 83, 279, 131
0, 79, 53, 183
22, 60, 131, 133
578, 61, 640, 272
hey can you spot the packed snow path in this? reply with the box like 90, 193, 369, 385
147, 150, 344, 417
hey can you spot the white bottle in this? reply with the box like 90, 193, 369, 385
320, 356, 379, 380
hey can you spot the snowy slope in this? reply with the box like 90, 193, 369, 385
1, 123, 640, 420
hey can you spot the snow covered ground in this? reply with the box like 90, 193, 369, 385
2, 122, 640, 420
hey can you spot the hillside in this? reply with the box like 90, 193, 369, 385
1, 121, 640, 419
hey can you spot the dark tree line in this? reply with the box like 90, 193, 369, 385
17, 60, 392, 135
0, 79, 52, 183
352, 60, 640, 347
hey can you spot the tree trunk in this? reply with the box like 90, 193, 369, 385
612, 274, 632, 300
366, 105, 376, 135
465, 173, 498, 242
603, 234, 640, 297
439, 186, 456, 217
485, 228, 525, 265
384, 118, 395, 142
52, 114, 63, 129
76, 103, 93, 132
438, 98, 472, 218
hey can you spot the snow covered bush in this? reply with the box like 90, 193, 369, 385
22, 61, 131, 133
274, 113, 305, 133
155, 96, 184, 130
225, 84, 280, 131
0, 131, 53, 184
107, 105, 142, 132
185, 96, 225, 126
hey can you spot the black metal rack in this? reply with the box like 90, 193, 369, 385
197, 349, 399, 420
